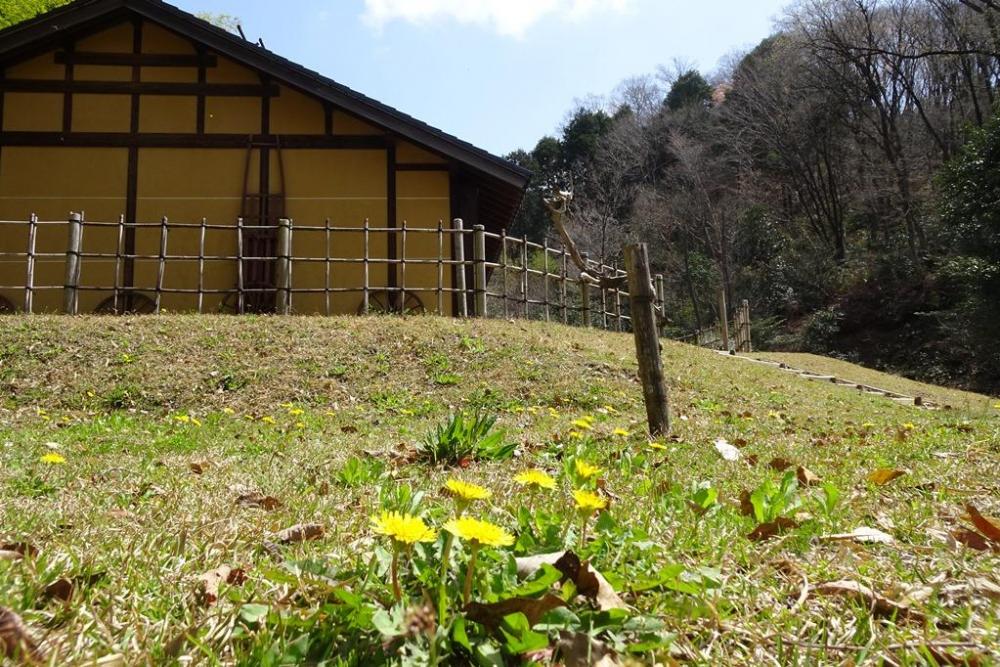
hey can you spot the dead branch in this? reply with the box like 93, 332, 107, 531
544, 192, 628, 290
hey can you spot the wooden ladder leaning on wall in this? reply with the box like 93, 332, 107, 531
239, 137, 287, 313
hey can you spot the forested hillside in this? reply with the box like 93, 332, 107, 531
508, 0, 1000, 394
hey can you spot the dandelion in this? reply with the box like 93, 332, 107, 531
288, 408, 305, 417
613, 427, 630, 438
174, 415, 190, 424
514, 469, 556, 490
649, 442, 668, 451
191, 418, 202, 428
371, 511, 437, 602
280, 402, 294, 409
548, 408, 561, 418
295, 422, 305, 430
572, 418, 594, 431
444, 479, 492, 505
223, 407, 235, 415
261, 415, 276, 425
568, 430, 584, 440
40, 452, 66, 465
574, 459, 602, 481
603, 405, 618, 414
444, 517, 515, 604
902, 422, 915, 431
527, 406, 539, 415
572, 489, 608, 548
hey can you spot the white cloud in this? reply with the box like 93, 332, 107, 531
362, 0, 629, 38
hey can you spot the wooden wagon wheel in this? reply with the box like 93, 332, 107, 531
359, 291, 425, 315
94, 291, 156, 315
0, 295, 14, 314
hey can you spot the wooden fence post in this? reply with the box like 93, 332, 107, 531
362, 218, 370, 314
63, 212, 83, 315
24, 214, 38, 314
154, 216, 169, 314
472, 224, 487, 317
625, 243, 670, 436
742, 300, 752, 352
276, 218, 292, 315
654, 273, 666, 335
718, 288, 730, 351
580, 252, 591, 327
236, 217, 245, 315
452, 218, 468, 318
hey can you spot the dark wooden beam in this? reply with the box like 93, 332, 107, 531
0, 79, 280, 97
55, 51, 218, 67
0, 131, 390, 149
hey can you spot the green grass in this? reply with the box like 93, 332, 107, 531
0, 315, 998, 665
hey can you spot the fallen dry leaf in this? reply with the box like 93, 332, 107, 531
820, 527, 894, 545
197, 566, 248, 606
42, 572, 105, 603
867, 468, 907, 486
769, 457, 793, 472
969, 577, 1000, 601
738, 490, 754, 517
556, 630, 621, 667
965, 504, 1000, 543
714, 438, 741, 462
189, 462, 208, 475
0, 543, 36, 559
748, 517, 798, 542
465, 594, 566, 631
813, 580, 925, 622
237, 493, 282, 511
274, 523, 325, 544
514, 551, 627, 612
951, 529, 994, 551
924, 645, 985, 667
0, 606, 44, 663
796, 466, 821, 486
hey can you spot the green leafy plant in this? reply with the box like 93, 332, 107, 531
814, 481, 841, 521
417, 411, 514, 465
336, 456, 386, 488
750, 471, 802, 524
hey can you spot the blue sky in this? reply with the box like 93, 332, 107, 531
172, 0, 788, 156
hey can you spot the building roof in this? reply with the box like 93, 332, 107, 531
0, 0, 530, 226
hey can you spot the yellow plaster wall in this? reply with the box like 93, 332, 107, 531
4, 52, 63, 80
333, 110, 381, 136
397, 140, 446, 164
0, 147, 127, 312
139, 95, 197, 133
206, 96, 260, 134
208, 55, 259, 85
72, 94, 131, 133
76, 23, 134, 53
271, 85, 324, 135
2, 92, 62, 132
396, 171, 452, 315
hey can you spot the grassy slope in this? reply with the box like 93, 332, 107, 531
0, 315, 998, 665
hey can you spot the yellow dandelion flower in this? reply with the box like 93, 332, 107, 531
603, 405, 619, 415
573, 489, 607, 513
444, 517, 514, 548
568, 430, 583, 440
514, 469, 556, 490
649, 442, 668, 451
862, 422, 875, 429
280, 402, 294, 409
174, 415, 190, 424
191, 418, 203, 428
371, 511, 437, 545
902, 422, 915, 431
548, 408, 561, 418
527, 406, 539, 415
613, 427, 630, 438
571, 419, 593, 431
261, 415, 276, 425
40, 452, 66, 465
223, 407, 235, 415
86, 391, 95, 398
444, 479, 492, 502
325, 410, 336, 417
295, 422, 306, 430
36, 408, 48, 416
288, 408, 305, 417
574, 459, 601, 480
993, 402, 1000, 409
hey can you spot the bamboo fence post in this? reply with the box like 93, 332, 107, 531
324, 218, 331, 316
362, 217, 370, 314
543, 237, 551, 322
236, 216, 245, 315
24, 214, 37, 314
155, 216, 169, 314
742, 300, 752, 352
626, 243, 670, 436
500, 229, 509, 318
521, 234, 529, 318
63, 212, 84, 315
197, 217, 206, 314
436, 220, 444, 315
600, 275, 608, 330
276, 217, 292, 315
655, 274, 666, 335
400, 220, 408, 313
113, 215, 125, 314
561, 246, 568, 324
613, 277, 622, 332
580, 252, 591, 328
718, 288, 730, 351
452, 218, 468, 318
472, 224, 487, 317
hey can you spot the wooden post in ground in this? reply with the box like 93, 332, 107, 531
452, 218, 468, 317
718, 288, 730, 351
63, 212, 84, 315
154, 216, 169, 313
580, 252, 591, 327
276, 218, 292, 315
24, 214, 38, 314
742, 300, 752, 352
473, 224, 487, 317
361, 218, 370, 314
625, 243, 670, 436
655, 273, 666, 335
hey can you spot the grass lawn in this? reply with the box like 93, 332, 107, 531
1, 315, 998, 665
